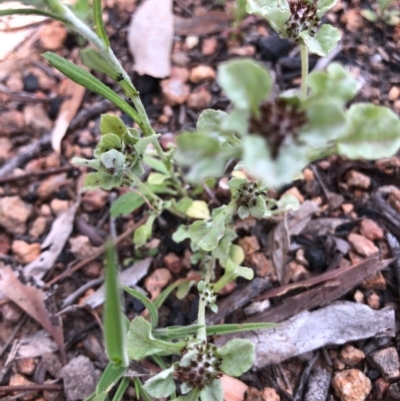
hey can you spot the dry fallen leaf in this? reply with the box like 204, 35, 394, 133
0, 265, 65, 362
84, 258, 152, 308
128, 0, 173, 78
269, 201, 319, 284
24, 202, 79, 283
174, 11, 233, 36
51, 78, 86, 153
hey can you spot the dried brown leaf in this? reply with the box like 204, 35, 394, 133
24, 202, 79, 283
51, 78, 85, 153
174, 11, 232, 36
128, 0, 173, 78
0, 265, 64, 361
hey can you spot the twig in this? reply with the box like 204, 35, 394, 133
0, 315, 28, 359
0, 383, 63, 393
0, 100, 110, 178
292, 352, 319, 401
45, 215, 149, 287
60, 277, 104, 309
0, 83, 57, 103
0, 165, 76, 185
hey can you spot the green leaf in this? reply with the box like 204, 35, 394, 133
200, 379, 223, 401
205, 322, 277, 336
172, 225, 191, 243
147, 172, 169, 186
153, 324, 203, 340
275, 193, 300, 212
242, 136, 308, 187
176, 132, 235, 183
134, 214, 157, 247
96, 363, 128, 394
214, 259, 254, 292
307, 63, 360, 104
42, 52, 139, 122
104, 241, 128, 366
197, 109, 227, 134
143, 367, 176, 398
378, 0, 395, 11
71, 0, 92, 23
111, 377, 130, 401
122, 285, 158, 328
246, 0, 291, 32
95, 134, 123, 157
100, 114, 127, 137
190, 207, 232, 252
317, 0, 338, 17
229, 244, 245, 265
83, 172, 104, 190
185, 201, 210, 220
72, 157, 101, 170
300, 25, 341, 57
218, 339, 255, 377
93, 0, 110, 47
300, 98, 347, 146
337, 104, 400, 159
100, 149, 126, 173
143, 156, 169, 175
0, 8, 68, 23
80, 48, 116, 78
110, 192, 145, 217
196, 109, 236, 145
211, 228, 237, 267
135, 134, 160, 155
127, 317, 183, 360
217, 59, 272, 113
221, 109, 249, 136
360, 9, 378, 22
250, 196, 268, 218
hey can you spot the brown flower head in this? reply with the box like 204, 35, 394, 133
284, 0, 320, 43
249, 98, 307, 159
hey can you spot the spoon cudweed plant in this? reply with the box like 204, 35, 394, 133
2, 0, 400, 400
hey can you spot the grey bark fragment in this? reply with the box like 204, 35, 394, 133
304, 366, 331, 401
215, 301, 395, 367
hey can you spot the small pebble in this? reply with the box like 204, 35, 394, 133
332, 369, 371, 401
339, 345, 365, 366
348, 233, 379, 257
371, 347, 400, 380
23, 73, 39, 92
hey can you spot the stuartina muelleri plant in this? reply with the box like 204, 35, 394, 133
2, 0, 400, 400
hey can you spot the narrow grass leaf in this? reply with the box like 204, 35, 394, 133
93, 0, 110, 47
104, 241, 128, 366
0, 8, 68, 23
206, 322, 277, 336
122, 285, 158, 328
111, 377, 130, 401
43, 52, 139, 122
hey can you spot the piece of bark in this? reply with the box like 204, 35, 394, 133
206, 277, 271, 325
215, 301, 395, 367
174, 12, 232, 36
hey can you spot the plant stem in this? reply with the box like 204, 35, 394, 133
197, 258, 215, 342
45, 0, 184, 191
300, 44, 309, 99
124, 170, 161, 207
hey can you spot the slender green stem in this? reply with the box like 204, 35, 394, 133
124, 170, 161, 206
300, 44, 309, 99
197, 258, 215, 342
45, 0, 187, 195
152, 140, 188, 197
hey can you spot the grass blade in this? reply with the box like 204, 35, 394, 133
111, 377, 130, 401
122, 285, 158, 329
97, 362, 128, 394
0, 8, 68, 23
104, 241, 128, 366
93, 0, 110, 47
206, 322, 278, 336
43, 52, 139, 122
